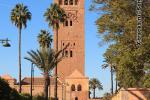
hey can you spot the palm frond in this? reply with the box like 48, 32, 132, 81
10, 3, 31, 29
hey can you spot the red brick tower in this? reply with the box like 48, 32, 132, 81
54, 0, 85, 80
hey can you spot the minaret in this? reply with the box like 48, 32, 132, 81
54, 0, 85, 80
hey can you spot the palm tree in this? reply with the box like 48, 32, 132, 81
38, 30, 53, 49
25, 49, 63, 100
44, 3, 66, 99
103, 44, 119, 95
102, 63, 114, 95
10, 3, 31, 93
89, 78, 103, 99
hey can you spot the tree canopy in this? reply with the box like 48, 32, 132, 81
91, 0, 150, 88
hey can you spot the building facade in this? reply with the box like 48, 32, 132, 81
1, 0, 89, 100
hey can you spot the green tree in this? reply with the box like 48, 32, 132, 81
0, 78, 21, 100
102, 44, 119, 94
11, 3, 31, 93
44, 3, 66, 100
90, 0, 150, 88
102, 92, 112, 100
89, 78, 103, 98
38, 30, 53, 49
25, 30, 64, 100
25, 49, 63, 100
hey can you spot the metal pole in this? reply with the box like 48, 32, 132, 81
62, 84, 64, 100
64, 85, 66, 100
30, 63, 33, 100
111, 65, 113, 95
49, 76, 51, 99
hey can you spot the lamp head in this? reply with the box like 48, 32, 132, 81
2, 42, 11, 47
2, 39, 11, 47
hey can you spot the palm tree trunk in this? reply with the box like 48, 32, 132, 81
54, 27, 58, 100
44, 72, 50, 100
111, 65, 113, 95
115, 78, 118, 93
18, 27, 22, 93
93, 88, 95, 99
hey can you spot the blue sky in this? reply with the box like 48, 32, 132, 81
0, 0, 113, 97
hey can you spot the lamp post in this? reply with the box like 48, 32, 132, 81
30, 63, 34, 100
0, 38, 11, 47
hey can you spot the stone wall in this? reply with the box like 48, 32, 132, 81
112, 88, 150, 100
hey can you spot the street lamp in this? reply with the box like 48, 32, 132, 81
30, 63, 34, 100
0, 38, 11, 47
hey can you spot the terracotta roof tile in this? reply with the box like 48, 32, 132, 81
21, 77, 61, 85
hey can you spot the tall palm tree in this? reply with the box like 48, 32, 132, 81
89, 78, 103, 99
103, 44, 119, 95
25, 49, 63, 100
11, 3, 31, 93
102, 63, 114, 95
44, 3, 66, 99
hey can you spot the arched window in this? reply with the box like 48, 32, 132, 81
71, 84, 75, 91
64, 0, 68, 5
69, 0, 73, 5
65, 20, 68, 26
77, 84, 82, 91
75, 0, 78, 5
59, 0, 62, 5
62, 50, 65, 57
70, 50, 73, 57
65, 50, 68, 57
75, 97, 78, 100
70, 20, 73, 26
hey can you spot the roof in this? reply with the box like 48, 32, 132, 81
1, 74, 15, 80
67, 69, 88, 78
21, 77, 61, 85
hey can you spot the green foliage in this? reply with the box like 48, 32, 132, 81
20, 93, 32, 100
38, 30, 53, 49
11, 3, 31, 29
102, 92, 112, 100
44, 3, 66, 29
0, 78, 22, 100
89, 78, 103, 90
143, 74, 150, 88
25, 49, 63, 73
91, 0, 150, 88
33, 94, 45, 100
89, 78, 103, 98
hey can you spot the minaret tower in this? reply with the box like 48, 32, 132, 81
54, 0, 85, 80
53, 1, 88, 100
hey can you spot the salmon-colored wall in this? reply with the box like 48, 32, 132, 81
112, 88, 150, 100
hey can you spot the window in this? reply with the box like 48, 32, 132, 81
65, 20, 68, 26
70, 20, 73, 26
64, 0, 68, 5
70, 50, 73, 57
62, 50, 65, 57
69, 0, 73, 5
74, 43, 75, 46
75, 97, 78, 100
75, 0, 78, 5
71, 84, 75, 91
77, 84, 82, 91
65, 50, 68, 57
59, 0, 62, 5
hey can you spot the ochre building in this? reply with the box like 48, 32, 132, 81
1, 0, 89, 100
